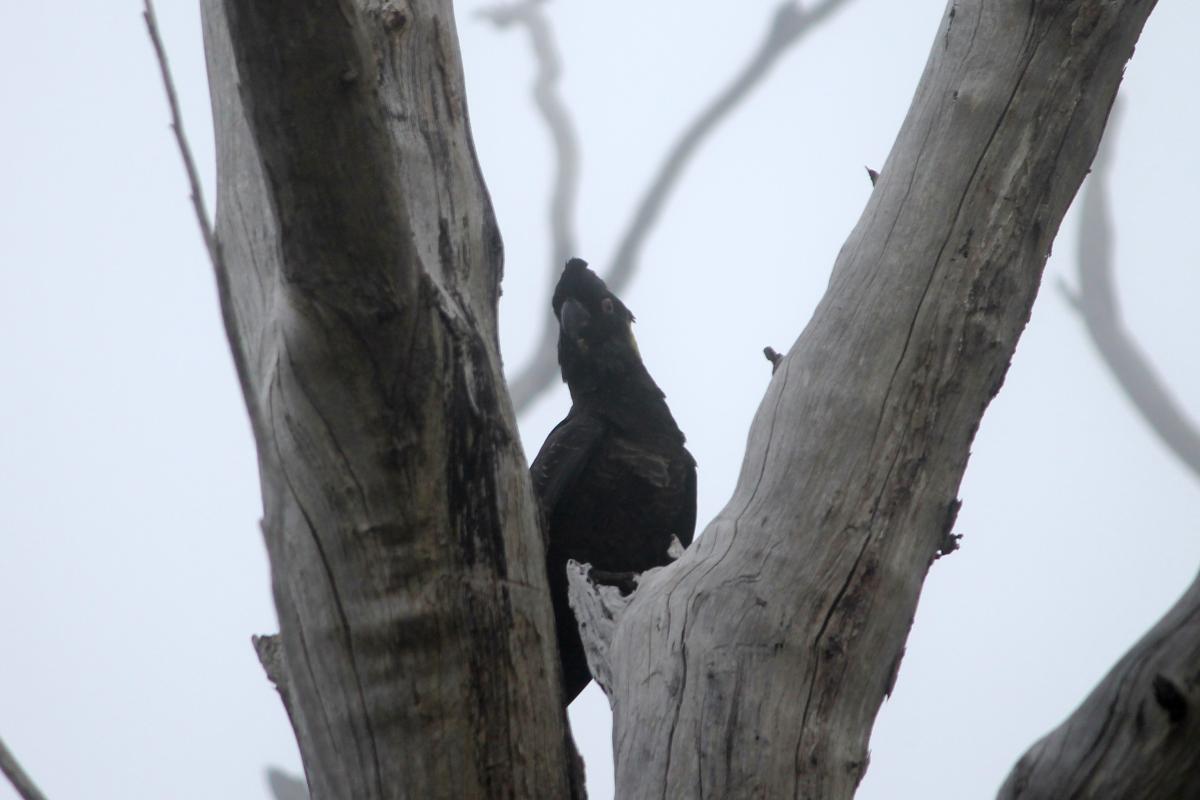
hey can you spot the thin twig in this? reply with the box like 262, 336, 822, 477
1061, 102, 1200, 479
763, 346, 784, 373
606, 0, 851, 291
477, 1, 579, 269
143, 0, 219, 267
479, 0, 581, 410
0, 736, 49, 800
502, 0, 856, 412
143, 0, 262, 441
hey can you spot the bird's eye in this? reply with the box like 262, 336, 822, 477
601, 297, 614, 314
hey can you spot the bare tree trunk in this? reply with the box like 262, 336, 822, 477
572, 2, 1158, 798
200, 2, 571, 798
198, 0, 1166, 796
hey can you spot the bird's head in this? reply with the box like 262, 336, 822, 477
552, 258, 642, 394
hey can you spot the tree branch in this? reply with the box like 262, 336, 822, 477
599, 3, 1158, 797
201, 1, 572, 796
506, 0, 856, 412
1059, 103, 1200, 479
478, 1, 581, 393
143, 0, 218, 270
255, 633, 311, 799
568, 538, 686, 698
0, 736, 48, 800
566, 561, 633, 697
998, 568, 1200, 799
142, 0, 260, 442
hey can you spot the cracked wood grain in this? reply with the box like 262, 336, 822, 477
200, 1, 572, 797
565, 561, 633, 696
594, 2, 1158, 798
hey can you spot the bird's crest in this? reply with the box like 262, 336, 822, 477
552, 258, 634, 322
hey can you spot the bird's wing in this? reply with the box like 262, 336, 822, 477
605, 435, 698, 553
529, 409, 607, 521
676, 454, 698, 548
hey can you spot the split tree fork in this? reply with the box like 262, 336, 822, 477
59, 2, 1177, 800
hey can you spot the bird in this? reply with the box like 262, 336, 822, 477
530, 258, 697, 704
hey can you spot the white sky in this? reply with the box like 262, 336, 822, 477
1, 2, 1197, 799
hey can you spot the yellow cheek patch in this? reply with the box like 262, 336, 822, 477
627, 327, 640, 357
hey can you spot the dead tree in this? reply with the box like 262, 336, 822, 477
201, 1, 572, 796
194, 1, 1164, 798
563, 2, 1161, 796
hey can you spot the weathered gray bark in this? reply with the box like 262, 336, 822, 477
200, 2, 572, 798
196, 0, 1170, 796
571, 2, 1158, 798
997, 568, 1200, 799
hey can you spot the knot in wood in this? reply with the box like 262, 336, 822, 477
379, 1, 409, 34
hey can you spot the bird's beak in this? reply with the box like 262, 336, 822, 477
560, 298, 591, 340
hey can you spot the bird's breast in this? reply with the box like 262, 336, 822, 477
547, 434, 690, 574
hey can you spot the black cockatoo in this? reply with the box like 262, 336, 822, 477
530, 258, 697, 704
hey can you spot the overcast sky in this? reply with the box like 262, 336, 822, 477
2, 2, 1197, 799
